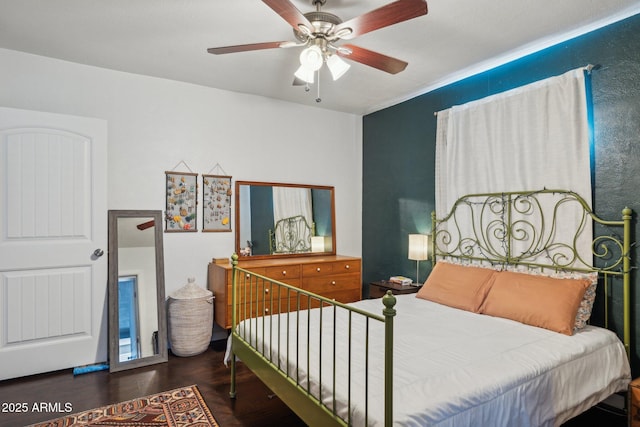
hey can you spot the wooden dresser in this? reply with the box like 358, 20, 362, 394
207, 255, 362, 329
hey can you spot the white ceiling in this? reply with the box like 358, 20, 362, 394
1, 0, 639, 115
117, 217, 155, 249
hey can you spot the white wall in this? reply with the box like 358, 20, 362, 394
118, 247, 158, 358
0, 48, 362, 305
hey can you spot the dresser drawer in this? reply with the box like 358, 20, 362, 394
302, 259, 361, 277
229, 267, 267, 283
225, 295, 300, 326
227, 278, 301, 301
265, 264, 301, 281
228, 267, 295, 291
303, 273, 360, 294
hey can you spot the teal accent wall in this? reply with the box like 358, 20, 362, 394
311, 188, 332, 237
249, 185, 274, 255
363, 13, 640, 369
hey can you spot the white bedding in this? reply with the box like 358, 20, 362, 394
234, 294, 631, 426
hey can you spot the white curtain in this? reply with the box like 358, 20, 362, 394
272, 187, 313, 226
435, 68, 592, 263
272, 187, 314, 251
435, 109, 451, 220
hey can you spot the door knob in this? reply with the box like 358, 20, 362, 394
93, 248, 104, 258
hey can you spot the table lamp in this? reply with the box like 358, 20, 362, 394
408, 234, 430, 284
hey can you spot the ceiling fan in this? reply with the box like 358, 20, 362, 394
136, 220, 155, 230
207, 0, 428, 85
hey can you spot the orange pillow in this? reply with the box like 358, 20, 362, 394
479, 271, 590, 335
416, 262, 497, 312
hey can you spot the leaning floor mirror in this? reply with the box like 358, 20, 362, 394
108, 210, 168, 372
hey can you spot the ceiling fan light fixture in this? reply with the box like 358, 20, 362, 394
294, 65, 315, 84
326, 54, 350, 80
334, 27, 353, 39
297, 24, 312, 37
299, 45, 324, 71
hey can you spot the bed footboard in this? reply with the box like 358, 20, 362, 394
228, 254, 396, 427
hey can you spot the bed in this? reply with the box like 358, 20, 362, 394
268, 214, 314, 254
227, 189, 633, 426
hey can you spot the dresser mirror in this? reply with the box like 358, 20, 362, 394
236, 181, 336, 259
108, 210, 168, 372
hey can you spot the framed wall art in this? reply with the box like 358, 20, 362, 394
165, 171, 198, 232
202, 174, 232, 232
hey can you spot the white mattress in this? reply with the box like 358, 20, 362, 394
235, 294, 630, 426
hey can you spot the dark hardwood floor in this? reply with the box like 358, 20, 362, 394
0, 340, 305, 427
0, 340, 627, 426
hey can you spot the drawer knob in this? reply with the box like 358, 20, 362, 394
265, 288, 269, 294
316, 267, 321, 272
265, 308, 270, 314
331, 281, 336, 285
345, 265, 350, 269
245, 273, 250, 279
282, 270, 286, 276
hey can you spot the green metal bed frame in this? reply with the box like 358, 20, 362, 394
228, 189, 633, 426
268, 215, 315, 254
431, 189, 633, 357
228, 259, 397, 426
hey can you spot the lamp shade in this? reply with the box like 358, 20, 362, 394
326, 54, 350, 80
408, 234, 430, 261
311, 236, 325, 253
299, 45, 324, 71
294, 65, 315, 83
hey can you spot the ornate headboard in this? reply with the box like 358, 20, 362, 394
269, 215, 314, 254
431, 189, 633, 355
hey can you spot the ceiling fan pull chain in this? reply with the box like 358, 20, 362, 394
316, 70, 321, 103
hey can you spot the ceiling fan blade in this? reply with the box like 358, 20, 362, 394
337, 44, 408, 74
333, 0, 428, 40
262, 0, 314, 33
136, 220, 155, 230
207, 41, 291, 55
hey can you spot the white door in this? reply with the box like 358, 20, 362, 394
0, 106, 107, 380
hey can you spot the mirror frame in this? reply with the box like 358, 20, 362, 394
235, 181, 337, 260
108, 209, 168, 372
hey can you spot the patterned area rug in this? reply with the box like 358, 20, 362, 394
28, 385, 219, 427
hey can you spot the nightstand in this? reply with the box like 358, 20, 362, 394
369, 280, 420, 299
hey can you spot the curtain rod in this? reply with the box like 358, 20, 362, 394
433, 64, 597, 117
